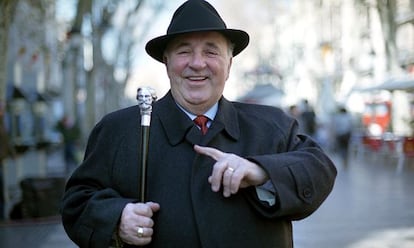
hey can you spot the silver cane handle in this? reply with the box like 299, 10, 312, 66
137, 87, 157, 126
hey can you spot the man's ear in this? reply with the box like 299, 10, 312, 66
225, 57, 233, 81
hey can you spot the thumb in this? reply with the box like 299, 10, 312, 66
146, 202, 160, 212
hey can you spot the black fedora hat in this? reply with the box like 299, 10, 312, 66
145, 0, 249, 63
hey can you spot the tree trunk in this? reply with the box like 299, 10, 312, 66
0, 0, 18, 110
376, 0, 401, 74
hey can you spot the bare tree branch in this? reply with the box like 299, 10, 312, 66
0, 0, 19, 109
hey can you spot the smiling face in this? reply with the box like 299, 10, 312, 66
163, 31, 233, 115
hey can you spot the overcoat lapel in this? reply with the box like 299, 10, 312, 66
153, 92, 194, 146
153, 92, 240, 146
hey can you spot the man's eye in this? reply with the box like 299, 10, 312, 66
177, 49, 190, 54
206, 50, 219, 56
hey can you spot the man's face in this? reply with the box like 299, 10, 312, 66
164, 31, 232, 115
138, 88, 153, 110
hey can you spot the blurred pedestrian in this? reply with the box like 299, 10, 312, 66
60, 1, 337, 247
333, 106, 353, 167
299, 99, 317, 137
55, 115, 80, 174
287, 104, 300, 119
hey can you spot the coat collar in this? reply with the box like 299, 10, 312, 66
153, 91, 240, 146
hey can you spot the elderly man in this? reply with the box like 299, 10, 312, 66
61, 1, 337, 247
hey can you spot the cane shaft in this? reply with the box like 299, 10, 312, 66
137, 86, 156, 202
140, 126, 150, 202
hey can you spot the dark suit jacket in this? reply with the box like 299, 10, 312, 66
61, 91, 337, 248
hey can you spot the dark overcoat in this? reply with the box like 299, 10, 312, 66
61, 91, 337, 248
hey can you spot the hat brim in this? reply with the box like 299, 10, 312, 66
145, 29, 249, 63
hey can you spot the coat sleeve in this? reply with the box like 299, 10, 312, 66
60, 118, 136, 247
245, 116, 337, 221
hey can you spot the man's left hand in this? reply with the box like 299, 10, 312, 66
194, 145, 269, 197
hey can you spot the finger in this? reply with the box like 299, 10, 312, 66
136, 226, 155, 237
131, 203, 155, 217
137, 226, 145, 238
222, 167, 235, 197
194, 145, 224, 161
139, 216, 155, 228
146, 202, 160, 213
122, 205, 154, 229
209, 160, 228, 192
133, 226, 154, 246
229, 168, 242, 194
133, 235, 152, 246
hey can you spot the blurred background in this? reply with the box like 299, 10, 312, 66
0, 0, 414, 247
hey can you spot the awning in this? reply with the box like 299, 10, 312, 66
353, 76, 414, 92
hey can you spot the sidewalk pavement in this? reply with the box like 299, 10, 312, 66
294, 152, 414, 248
0, 220, 76, 248
0, 147, 76, 247
1, 149, 414, 247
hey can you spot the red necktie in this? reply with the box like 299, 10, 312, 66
194, 115, 209, 135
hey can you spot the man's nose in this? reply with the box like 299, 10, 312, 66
189, 52, 206, 69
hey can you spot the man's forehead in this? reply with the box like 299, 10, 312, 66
168, 31, 229, 47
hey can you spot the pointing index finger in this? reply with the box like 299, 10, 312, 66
194, 145, 224, 161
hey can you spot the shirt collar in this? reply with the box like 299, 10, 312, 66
176, 102, 218, 123
153, 92, 239, 145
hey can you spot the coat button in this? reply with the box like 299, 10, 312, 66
303, 188, 312, 198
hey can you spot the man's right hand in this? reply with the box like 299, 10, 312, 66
118, 202, 160, 246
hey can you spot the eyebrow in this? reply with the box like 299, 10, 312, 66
172, 40, 222, 51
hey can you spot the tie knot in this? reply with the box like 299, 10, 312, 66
194, 115, 209, 135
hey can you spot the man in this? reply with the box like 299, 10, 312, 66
299, 99, 317, 136
61, 1, 337, 247
55, 115, 81, 174
332, 106, 353, 166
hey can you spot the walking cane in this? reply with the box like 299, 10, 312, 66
136, 87, 157, 202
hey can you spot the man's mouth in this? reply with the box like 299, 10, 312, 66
187, 76, 208, 81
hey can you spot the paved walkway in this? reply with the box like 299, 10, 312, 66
294, 152, 414, 248
0, 149, 413, 247
0, 147, 76, 247
0, 219, 76, 248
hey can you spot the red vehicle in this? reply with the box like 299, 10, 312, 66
362, 100, 392, 136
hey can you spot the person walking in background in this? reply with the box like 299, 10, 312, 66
287, 104, 300, 119
332, 106, 353, 167
299, 99, 317, 137
55, 115, 80, 174
60, 1, 337, 247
